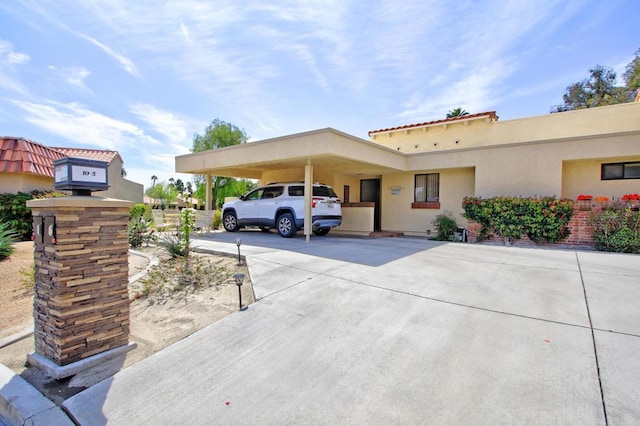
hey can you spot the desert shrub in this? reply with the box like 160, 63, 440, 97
128, 204, 156, 248
157, 232, 186, 258
157, 208, 196, 257
213, 210, 222, 229
129, 203, 148, 219
432, 211, 459, 241
591, 202, 640, 253
0, 221, 18, 260
0, 190, 66, 240
462, 196, 574, 242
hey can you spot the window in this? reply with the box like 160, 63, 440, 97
343, 185, 350, 203
414, 173, 440, 202
602, 162, 640, 180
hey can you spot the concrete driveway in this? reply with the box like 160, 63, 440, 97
63, 232, 640, 425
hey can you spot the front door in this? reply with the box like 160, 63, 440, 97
360, 178, 381, 231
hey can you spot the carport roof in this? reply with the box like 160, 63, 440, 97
175, 128, 409, 178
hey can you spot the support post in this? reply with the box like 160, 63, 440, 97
304, 160, 313, 242
205, 173, 212, 211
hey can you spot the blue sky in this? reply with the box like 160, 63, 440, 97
0, 1, 638, 189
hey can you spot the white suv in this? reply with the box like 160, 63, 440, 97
222, 182, 342, 238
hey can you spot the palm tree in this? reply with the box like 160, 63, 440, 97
151, 175, 158, 187
447, 108, 470, 118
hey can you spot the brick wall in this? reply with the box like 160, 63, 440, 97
31, 204, 130, 366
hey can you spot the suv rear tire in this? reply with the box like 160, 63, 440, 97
313, 228, 330, 236
223, 211, 239, 232
277, 213, 297, 238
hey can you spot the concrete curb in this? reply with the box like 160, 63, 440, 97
128, 248, 160, 284
0, 364, 73, 426
0, 328, 33, 350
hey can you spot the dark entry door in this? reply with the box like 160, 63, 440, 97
360, 178, 381, 231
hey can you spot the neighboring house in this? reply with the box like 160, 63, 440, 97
0, 137, 143, 203
176, 101, 640, 237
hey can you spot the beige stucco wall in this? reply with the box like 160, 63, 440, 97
562, 157, 640, 200
371, 102, 640, 155
97, 160, 144, 203
334, 206, 374, 235
0, 173, 55, 193
406, 132, 638, 198
380, 168, 475, 236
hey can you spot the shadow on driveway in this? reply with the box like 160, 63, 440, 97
194, 229, 444, 267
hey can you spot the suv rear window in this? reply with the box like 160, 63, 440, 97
288, 185, 338, 198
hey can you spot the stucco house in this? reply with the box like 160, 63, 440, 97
175, 101, 640, 239
0, 137, 143, 203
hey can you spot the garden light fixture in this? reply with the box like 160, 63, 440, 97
233, 273, 245, 311
235, 238, 242, 265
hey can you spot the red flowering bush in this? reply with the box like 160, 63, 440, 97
576, 194, 593, 201
594, 196, 609, 202
621, 193, 640, 202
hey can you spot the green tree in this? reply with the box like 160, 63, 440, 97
151, 175, 158, 187
174, 178, 185, 194
145, 181, 179, 209
446, 108, 469, 118
191, 119, 249, 208
623, 48, 640, 95
554, 64, 635, 112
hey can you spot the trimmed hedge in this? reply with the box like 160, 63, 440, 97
462, 196, 574, 243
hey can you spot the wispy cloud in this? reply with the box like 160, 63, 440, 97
129, 103, 190, 145
48, 66, 91, 91
11, 99, 159, 151
0, 39, 31, 95
77, 33, 138, 76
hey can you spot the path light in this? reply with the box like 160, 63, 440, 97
233, 273, 246, 311
235, 238, 242, 265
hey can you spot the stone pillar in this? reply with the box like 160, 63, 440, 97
26, 196, 134, 372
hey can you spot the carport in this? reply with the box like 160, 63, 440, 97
175, 128, 407, 241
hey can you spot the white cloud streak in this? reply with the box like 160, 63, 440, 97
77, 33, 138, 76
11, 99, 160, 151
129, 103, 190, 145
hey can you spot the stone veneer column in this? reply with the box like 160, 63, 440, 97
27, 196, 133, 366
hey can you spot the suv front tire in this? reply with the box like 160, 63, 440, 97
277, 212, 296, 238
223, 211, 239, 232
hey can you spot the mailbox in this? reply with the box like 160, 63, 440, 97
32, 216, 56, 245
32, 216, 44, 244
44, 216, 56, 245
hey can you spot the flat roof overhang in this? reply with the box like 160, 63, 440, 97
175, 128, 409, 179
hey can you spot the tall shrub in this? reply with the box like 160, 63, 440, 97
590, 202, 640, 253
432, 211, 459, 241
0, 190, 66, 240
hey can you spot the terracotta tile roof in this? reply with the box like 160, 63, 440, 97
0, 137, 65, 177
368, 111, 498, 136
52, 147, 122, 164
0, 137, 121, 178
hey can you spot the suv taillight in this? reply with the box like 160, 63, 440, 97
312, 197, 323, 207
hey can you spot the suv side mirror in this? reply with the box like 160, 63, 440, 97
239, 195, 246, 201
